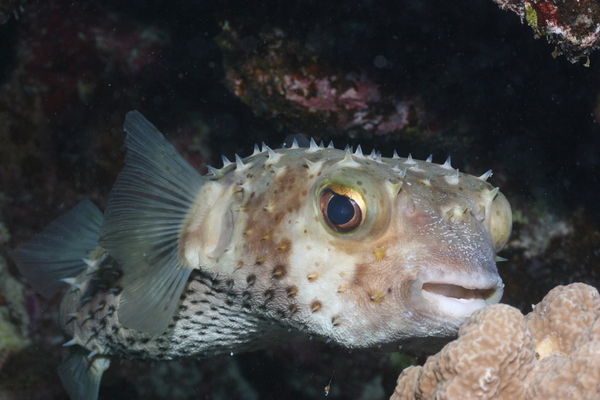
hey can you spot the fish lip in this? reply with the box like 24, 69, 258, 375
415, 272, 504, 320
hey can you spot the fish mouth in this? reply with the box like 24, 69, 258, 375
417, 274, 504, 320
422, 282, 498, 301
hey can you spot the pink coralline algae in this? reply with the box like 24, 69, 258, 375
493, 0, 600, 63
217, 22, 422, 138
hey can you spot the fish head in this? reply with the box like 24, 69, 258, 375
183, 146, 512, 350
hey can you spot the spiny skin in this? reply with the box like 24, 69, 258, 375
61, 145, 512, 360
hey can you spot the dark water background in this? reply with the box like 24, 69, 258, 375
0, 0, 599, 399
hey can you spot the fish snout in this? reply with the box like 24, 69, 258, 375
412, 269, 504, 323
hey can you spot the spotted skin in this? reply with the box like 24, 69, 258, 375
14, 114, 511, 400
60, 144, 511, 361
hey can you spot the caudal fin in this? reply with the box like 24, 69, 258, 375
99, 111, 203, 335
58, 351, 110, 400
13, 200, 103, 298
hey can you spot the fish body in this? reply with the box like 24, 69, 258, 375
13, 111, 512, 400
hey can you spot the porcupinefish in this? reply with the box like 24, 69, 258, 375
13, 111, 512, 400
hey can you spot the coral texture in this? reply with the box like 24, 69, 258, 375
492, 0, 600, 63
391, 283, 600, 400
216, 22, 422, 138
0, 254, 31, 369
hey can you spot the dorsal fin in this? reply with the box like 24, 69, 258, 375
281, 133, 310, 148
99, 111, 203, 335
13, 200, 103, 298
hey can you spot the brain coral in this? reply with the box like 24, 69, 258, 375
391, 283, 600, 400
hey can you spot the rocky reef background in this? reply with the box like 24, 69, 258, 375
0, 0, 599, 399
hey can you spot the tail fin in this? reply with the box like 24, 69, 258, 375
58, 351, 110, 400
12, 200, 103, 298
99, 111, 203, 335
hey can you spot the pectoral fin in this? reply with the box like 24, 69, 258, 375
99, 111, 203, 335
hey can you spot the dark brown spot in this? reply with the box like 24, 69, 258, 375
369, 290, 386, 303
288, 304, 298, 314
264, 289, 274, 300
311, 300, 322, 313
272, 264, 286, 278
332, 315, 341, 327
277, 239, 291, 252
286, 285, 298, 297
247, 274, 256, 285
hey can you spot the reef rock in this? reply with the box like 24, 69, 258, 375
391, 282, 600, 400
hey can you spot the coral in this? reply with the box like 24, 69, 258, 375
502, 206, 600, 312
0, 254, 31, 370
492, 0, 600, 63
216, 21, 423, 140
390, 283, 600, 400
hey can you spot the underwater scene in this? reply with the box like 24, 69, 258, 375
0, 0, 599, 399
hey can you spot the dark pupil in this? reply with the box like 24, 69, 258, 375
327, 194, 354, 225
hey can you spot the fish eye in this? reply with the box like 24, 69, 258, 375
319, 185, 364, 233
